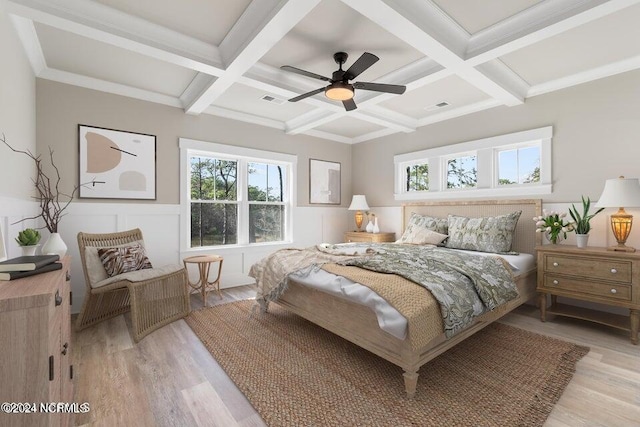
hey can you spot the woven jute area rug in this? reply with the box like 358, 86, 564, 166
185, 300, 589, 427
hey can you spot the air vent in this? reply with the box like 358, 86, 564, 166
424, 101, 450, 111
261, 95, 286, 105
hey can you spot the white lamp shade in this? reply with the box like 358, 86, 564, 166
596, 177, 640, 208
348, 195, 369, 211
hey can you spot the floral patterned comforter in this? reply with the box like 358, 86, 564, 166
340, 244, 518, 337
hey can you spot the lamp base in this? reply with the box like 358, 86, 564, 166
608, 244, 636, 252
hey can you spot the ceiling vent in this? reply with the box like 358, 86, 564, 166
261, 95, 286, 105
424, 101, 450, 111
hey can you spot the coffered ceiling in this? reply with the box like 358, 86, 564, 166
6, 0, 640, 144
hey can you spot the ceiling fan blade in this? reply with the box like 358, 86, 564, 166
288, 87, 325, 102
342, 98, 357, 111
344, 52, 379, 81
281, 65, 331, 82
353, 82, 406, 94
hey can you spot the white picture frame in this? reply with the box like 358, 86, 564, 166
78, 124, 156, 200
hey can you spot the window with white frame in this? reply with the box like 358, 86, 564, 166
405, 162, 429, 192
180, 138, 296, 249
394, 126, 552, 200
496, 144, 540, 186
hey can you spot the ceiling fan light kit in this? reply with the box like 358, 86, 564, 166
325, 82, 354, 101
281, 51, 406, 111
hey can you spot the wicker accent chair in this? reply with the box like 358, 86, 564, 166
76, 228, 190, 342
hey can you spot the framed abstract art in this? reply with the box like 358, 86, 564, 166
78, 125, 156, 200
309, 159, 341, 204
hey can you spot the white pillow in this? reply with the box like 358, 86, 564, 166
396, 228, 448, 246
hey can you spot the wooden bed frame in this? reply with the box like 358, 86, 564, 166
275, 199, 542, 397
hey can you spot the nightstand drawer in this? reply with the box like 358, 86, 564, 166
542, 274, 632, 301
345, 234, 375, 243
544, 254, 632, 284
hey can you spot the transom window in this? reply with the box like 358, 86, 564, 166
497, 145, 540, 186
394, 126, 552, 200
405, 162, 429, 192
446, 154, 477, 189
180, 138, 296, 250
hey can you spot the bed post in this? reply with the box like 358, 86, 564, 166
402, 370, 419, 398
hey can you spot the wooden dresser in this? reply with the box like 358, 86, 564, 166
0, 256, 74, 426
344, 231, 396, 243
536, 246, 639, 344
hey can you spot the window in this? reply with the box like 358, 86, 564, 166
394, 126, 552, 200
180, 139, 296, 250
248, 162, 286, 243
405, 162, 429, 192
190, 157, 238, 246
497, 146, 540, 186
446, 155, 477, 189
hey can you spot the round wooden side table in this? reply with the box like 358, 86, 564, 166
183, 255, 224, 306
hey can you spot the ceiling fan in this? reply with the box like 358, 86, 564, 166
281, 52, 406, 111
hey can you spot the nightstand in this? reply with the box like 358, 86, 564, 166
536, 245, 639, 344
344, 231, 395, 243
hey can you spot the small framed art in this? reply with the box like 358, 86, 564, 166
78, 125, 156, 200
309, 159, 341, 204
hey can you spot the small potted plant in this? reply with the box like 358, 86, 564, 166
15, 228, 41, 256
569, 196, 604, 248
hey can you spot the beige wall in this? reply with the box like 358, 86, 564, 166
36, 80, 352, 206
0, 6, 36, 199
352, 69, 640, 207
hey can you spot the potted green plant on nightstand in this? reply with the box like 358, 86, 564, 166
15, 228, 41, 256
569, 196, 604, 248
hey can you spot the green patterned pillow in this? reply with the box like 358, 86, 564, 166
398, 212, 449, 245
445, 211, 522, 254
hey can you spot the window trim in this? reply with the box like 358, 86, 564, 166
179, 138, 297, 251
394, 126, 552, 201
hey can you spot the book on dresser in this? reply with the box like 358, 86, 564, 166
0, 261, 63, 281
0, 254, 60, 272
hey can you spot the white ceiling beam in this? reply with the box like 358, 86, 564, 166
466, 0, 640, 66
10, 15, 47, 77
341, 0, 526, 106
302, 130, 354, 144
9, 15, 46, 76
184, 0, 321, 114
527, 54, 640, 97
38, 68, 184, 108
203, 106, 285, 130
351, 128, 402, 144
6, 0, 225, 76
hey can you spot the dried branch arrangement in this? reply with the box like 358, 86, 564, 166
1, 133, 89, 233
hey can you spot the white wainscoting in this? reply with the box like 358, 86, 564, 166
46, 202, 348, 314
0, 195, 40, 260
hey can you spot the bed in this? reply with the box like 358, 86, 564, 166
252, 199, 542, 397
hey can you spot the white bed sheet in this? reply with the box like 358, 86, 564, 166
287, 251, 535, 340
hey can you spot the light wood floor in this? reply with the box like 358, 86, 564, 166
72, 286, 640, 427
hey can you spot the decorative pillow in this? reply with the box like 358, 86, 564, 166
445, 211, 522, 254
98, 243, 153, 277
84, 240, 145, 285
398, 212, 449, 245
395, 228, 448, 245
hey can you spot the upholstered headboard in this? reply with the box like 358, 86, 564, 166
401, 199, 542, 255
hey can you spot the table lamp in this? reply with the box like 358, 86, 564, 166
595, 176, 640, 252
348, 195, 369, 232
